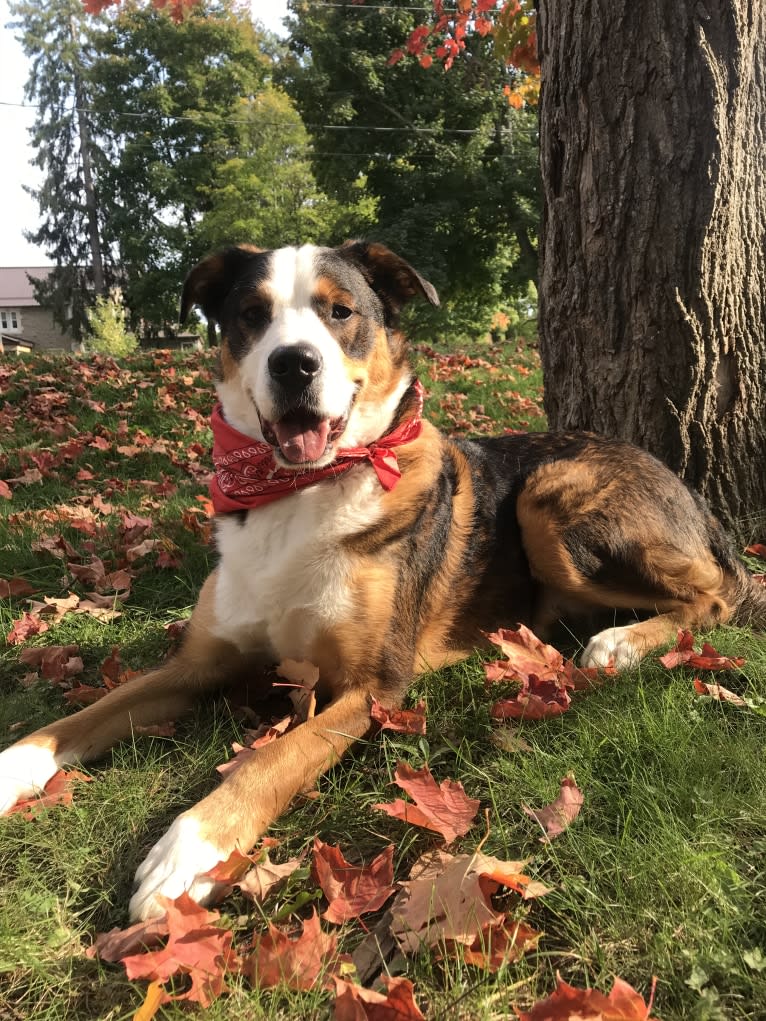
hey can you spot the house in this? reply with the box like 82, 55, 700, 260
0, 266, 75, 353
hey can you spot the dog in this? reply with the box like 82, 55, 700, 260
1, 241, 763, 921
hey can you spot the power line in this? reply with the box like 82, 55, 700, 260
0, 99, 491, 134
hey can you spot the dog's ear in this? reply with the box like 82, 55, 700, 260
338, 241, 439, 318
179, 245, 264, 325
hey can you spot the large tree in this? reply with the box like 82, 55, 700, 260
283, 0, 540, 336
87, 0, 268, 332
536, 1, 766, 534
10, 0, 110, 340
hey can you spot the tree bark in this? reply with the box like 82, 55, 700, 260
537, 0, 766, 537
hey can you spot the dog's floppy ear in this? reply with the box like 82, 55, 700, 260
179, 245, 264, 325
338, 241, 439, 318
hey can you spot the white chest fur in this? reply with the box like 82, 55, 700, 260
211, 468, 383, 661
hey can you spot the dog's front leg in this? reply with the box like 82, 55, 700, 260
129, 684, 377, 920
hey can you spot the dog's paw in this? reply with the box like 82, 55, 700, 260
0, 742, 59, 816
129, 813, 230, 921
580, 625, 641, 670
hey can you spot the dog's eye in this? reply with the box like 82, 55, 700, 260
331, 304, 353, 321
241, 305, 268, 329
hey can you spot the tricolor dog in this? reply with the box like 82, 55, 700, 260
1, 241, 763, 920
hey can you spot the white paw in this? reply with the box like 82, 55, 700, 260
129, 814, 228, 920
0, 743, 59, 815
580, 626, 641, 670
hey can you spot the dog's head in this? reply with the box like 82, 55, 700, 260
181, 241, 438, 468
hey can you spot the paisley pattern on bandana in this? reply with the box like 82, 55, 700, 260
209, 381, 424, 513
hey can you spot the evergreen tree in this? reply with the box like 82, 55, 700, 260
10, 0, 109, 340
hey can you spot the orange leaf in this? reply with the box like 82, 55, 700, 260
245, 910, 349, 991
459, 917, 541, 971
7, 768, 92, 817
370, 698, 426, 734
312, 839, 396, 923
514, 972, 659, 1020
6, 611, 49, 645
333, 975, 425, 1020
373, 761, 479, 844
523, 775, 583, 843
121, 892, 238, 1008
134, 980, 164, 1021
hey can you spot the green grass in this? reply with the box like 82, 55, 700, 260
0, 346, 764, 1019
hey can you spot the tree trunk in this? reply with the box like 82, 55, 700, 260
537, 0, 766, 538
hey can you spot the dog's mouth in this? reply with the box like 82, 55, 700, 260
260, 408, 348, 465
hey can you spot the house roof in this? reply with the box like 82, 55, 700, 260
0, 267, 53, 307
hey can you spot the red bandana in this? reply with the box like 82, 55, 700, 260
210, 380, 425, 513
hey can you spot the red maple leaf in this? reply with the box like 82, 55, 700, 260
373, 761, 479, 844
333, 975, 425, 1020
7, 768, 92, 817
6, 611, 49, 646
744, 543, 766, 560
370, 697, 427, 734
659, 629, 746, 670
245, 910, 349, 991
311, 839, 396, 924
485, 625, 575, 719
514, 973, 659, 1020
120, 893, 238, 1007
523, 775, 584, 843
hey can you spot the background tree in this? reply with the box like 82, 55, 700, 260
10, 0, 110, 340
283, 0, 540, 337
196, 84, 374, 253
87, 0, 268, 333
536, 1, 766, 534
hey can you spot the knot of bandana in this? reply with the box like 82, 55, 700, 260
209, 380, 425, 513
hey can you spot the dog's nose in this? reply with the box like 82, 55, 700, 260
268, 344, 323, 393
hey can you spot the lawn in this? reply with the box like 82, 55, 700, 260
0, 339, 764, 1020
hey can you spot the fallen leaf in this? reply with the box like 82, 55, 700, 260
693, 677, 747, 706
6, 611, 49, 645
485, 625, 564, 682
86, 917, 169, 962
18, 644, 83, 686
238, 851, 303, 903
333, 975, 425, 1020
659, 629, 746, 671
744, 543, 766, 560
0, 479, 12, 499
7, 768, 92, 817
245, 910, 349, 991
0, 577, 36, 598
120, 892, 238, 1008
216, 715, 293, 776
514, 973, 659, 1020
490, 726, 532, 753
134, 980, 164, 1021
458, 917, 541, 971
312, 839, 396, 924
370, 698, 427, 734
523, 775, 583, 843
390, 849, 549, 953
373, 761, 479, 844
276, 658, 320, 721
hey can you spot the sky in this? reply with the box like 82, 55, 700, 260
0, 0, 289, 267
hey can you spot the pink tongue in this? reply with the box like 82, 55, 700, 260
272, 417, 331, 463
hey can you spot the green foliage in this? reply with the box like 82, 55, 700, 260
197, 84, 375, 253
82, 291, 138, 356
86, 0, 270, 332
282, 0, 541, 339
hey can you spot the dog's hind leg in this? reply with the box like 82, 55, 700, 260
0, 571, 252, 814
516, 457, 747, 668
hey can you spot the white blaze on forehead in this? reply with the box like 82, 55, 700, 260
266, 245, 322, 308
